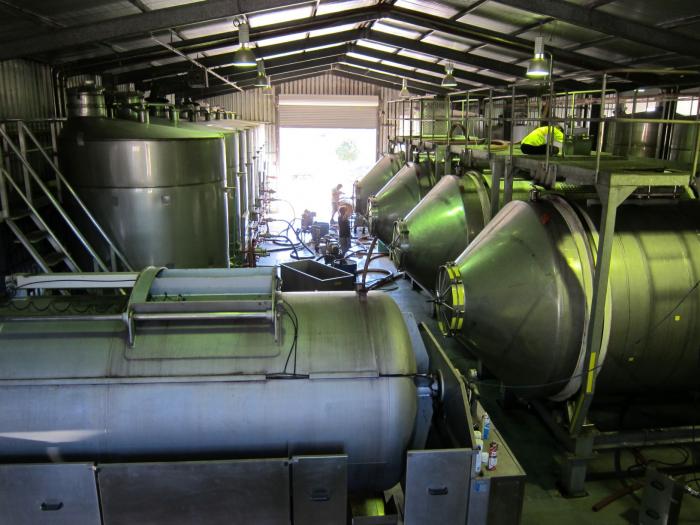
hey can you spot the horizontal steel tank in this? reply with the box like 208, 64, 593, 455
436, 197, 700, 400
0, 268, 419, 492
368, 161, 435, 244
58, 86, 229, 270
354, 152, 405, 217
391, 173, 534, 289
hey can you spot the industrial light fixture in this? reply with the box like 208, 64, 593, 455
441, 61, 457, 88
526, 36, 551, 79
400, 78, 410, 99
254, 61, 270, 88
232, 21, 257, 67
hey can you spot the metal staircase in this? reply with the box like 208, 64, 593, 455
0, 119, 132, 274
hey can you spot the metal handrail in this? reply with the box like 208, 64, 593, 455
1, 167, 81, 272
0, 125, 111, 272
16, 122, 133, 271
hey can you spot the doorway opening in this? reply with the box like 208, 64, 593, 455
276, 127, 377, 222
273, 94, 379, 223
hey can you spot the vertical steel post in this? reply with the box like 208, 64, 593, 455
595, 74, 609, 178
691, 90, 700, 183
569, 179, 634, 435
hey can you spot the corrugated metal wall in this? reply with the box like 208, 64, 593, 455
0, 60, 55, 119
198, 72, 401, 174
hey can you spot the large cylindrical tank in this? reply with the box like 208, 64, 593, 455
436, 197, 700, 400
0, 269, 419, 492
391, 173, 533, 289
669, 121, 699, 164
151, 104, 244, 255
354, 152, 405, 217
59, 86, 229, 270
605, 109, 661, 158
368, 161, 435, 244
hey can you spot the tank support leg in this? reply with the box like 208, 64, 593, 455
489, 157, 505, 217
559, 432, 594, 497
569, 180, 635, 436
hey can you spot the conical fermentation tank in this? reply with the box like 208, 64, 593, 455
368, 161, 435, 244
354, 152, 406, 217
435, 197, 700, 401
58, 86, 229, 270
0, 268, 420, 493
391, 172, 534, 290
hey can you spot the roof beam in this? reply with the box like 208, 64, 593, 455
0, 0, 314, 60
187, 62, 337, 98
342, 55, 475, 91
333, 64, 442, 94
331, 69, 431, 95
364, 29, 524, 78
137, 46, 348, 89
365, 29, 591, 90
491, 0, 700, 60
63, 4, 385, 74
387, 6, 622, 74
114, 29, 362, 84
348, 44, 506, 88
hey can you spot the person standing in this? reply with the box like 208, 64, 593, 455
331, 184, 343, 224
337, 205, 352, 255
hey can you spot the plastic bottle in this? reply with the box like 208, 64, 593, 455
487, 442, 498, 471
482, 413, 491, 440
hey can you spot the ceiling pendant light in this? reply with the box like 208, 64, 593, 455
441, 61, 457, 88
232, 21, 257, 67
400, 78, 410, 99
254, 60, 270, 87
526, 36, 551, 79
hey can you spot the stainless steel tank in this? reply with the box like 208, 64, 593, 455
151, 103, 244, 255
354, 152, 406, 217
58, 86, 229, 270
391, 173, 533, 289
605, 109, 661, 158
436, 197, 700, 400
669, 121, 699, 164
0, 268, 419, 492
368, 161, 435, 244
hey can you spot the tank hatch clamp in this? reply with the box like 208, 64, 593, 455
434, 263, 465, 336
125, 267, 277, 347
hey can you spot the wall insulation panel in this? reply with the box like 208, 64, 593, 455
0, 60, 54, 119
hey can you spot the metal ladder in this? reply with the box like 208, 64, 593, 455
0, 119, 132, 273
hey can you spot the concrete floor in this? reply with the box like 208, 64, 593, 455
258, 237, 700, 525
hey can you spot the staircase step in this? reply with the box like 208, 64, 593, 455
7, 195, 52, 220
32, 195, 51, 209
9, 210, 31, 221
44, 251, 66, 267
26, 229, 49, 243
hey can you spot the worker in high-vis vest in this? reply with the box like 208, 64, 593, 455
520, 125, 564, 155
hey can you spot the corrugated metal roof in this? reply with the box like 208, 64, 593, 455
1, 0, 700, 96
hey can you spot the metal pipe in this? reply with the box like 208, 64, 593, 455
151, 35, 243, 92
0, 310, 274, 323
